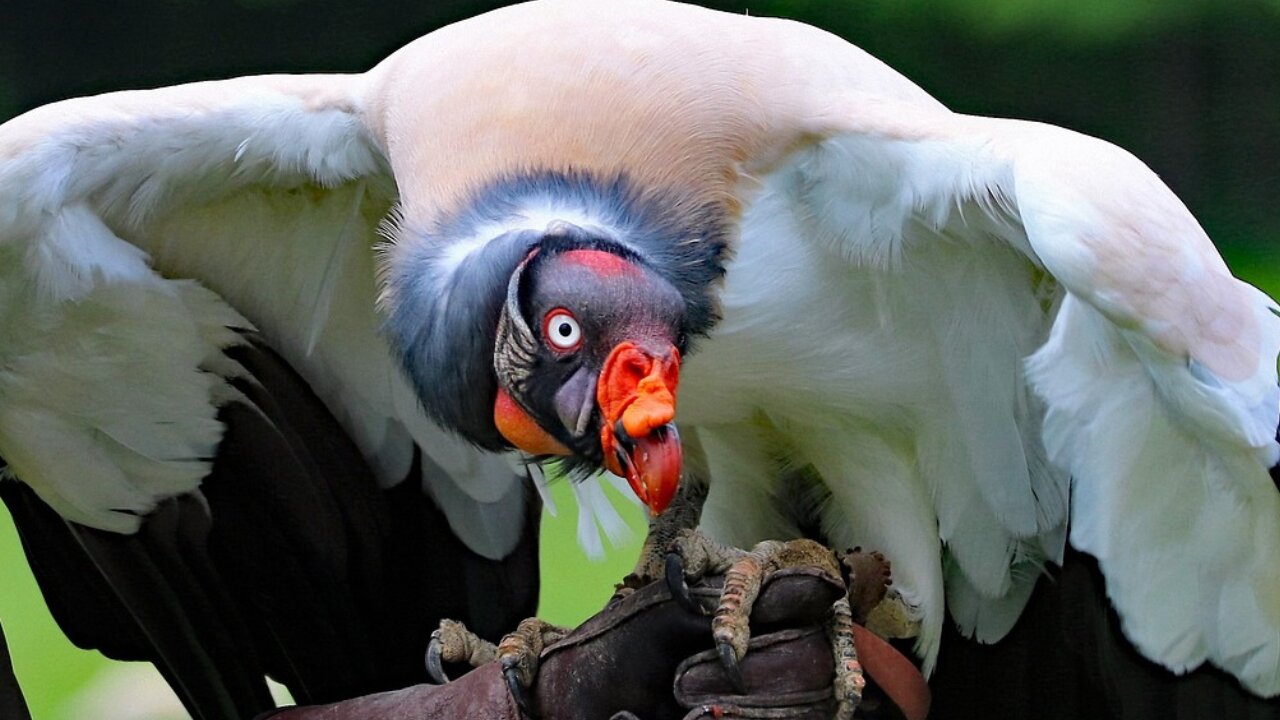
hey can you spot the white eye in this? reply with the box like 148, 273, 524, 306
543, 309, 583, 351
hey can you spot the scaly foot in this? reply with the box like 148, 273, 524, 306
426, 619, 497, 683
664, 529, 845, 692
425, 617, 569, 717
829, 596, 867, 720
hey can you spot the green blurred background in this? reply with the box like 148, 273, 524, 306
0, 0, 1277, 717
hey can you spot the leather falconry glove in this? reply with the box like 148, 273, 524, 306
261, 563, 928, 720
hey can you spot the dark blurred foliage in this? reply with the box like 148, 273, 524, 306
0, 0, 1275, 246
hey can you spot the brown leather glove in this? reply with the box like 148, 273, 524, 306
262, 567, 851, 720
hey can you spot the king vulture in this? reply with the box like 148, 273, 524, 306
1, 0, 1277, 716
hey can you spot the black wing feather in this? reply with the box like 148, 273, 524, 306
931, 549, 1280, 718
0, 620, 32, 720
1, 332, 540, 717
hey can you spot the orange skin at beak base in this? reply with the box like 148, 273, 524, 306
597, 342, 683, 515
494, 387, 572, 457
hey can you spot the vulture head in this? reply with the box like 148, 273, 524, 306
381, 172, 729, 514
492, 231, 689, 512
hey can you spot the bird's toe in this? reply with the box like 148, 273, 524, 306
495, 617, 571, 717
425, 619, 497, 685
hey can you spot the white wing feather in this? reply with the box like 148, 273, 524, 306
0, 75, 530, 559
798, 103, 1280, 695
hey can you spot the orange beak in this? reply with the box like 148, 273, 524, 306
597, 342, 683, 515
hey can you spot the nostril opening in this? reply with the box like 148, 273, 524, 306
624, 355, 650, 376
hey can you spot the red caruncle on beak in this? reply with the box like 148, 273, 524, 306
597, 341, 683, 515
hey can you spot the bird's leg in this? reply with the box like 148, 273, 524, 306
614, 481, 709, 599
425, 617, 569, 717
691, 536, 846, 690
829, 596, 866, 720
622, 480, 917, 709
828, 548, 902, 719
624, 481, 850, 689
657, 510, 913, 711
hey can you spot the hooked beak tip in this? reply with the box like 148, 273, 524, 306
597, 341, 684, 514
609, 422, 682, 515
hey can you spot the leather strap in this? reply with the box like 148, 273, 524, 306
851, 623, 931, 720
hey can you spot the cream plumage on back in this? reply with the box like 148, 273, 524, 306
1, 0, 1278, 707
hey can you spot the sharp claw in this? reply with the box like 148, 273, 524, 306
665, 552, 699, 614
503, 660, 536, 718
425, 636, 450, 684
717, 640, 747, 694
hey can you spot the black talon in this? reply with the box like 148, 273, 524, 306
717, 640, 747, 694
503, 659, 536, 718
665, 552, 699, 613
425, 636, 450, 684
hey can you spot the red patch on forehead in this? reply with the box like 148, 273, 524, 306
559, 249, 639, 278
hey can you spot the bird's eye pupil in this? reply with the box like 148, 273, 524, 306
543, 309, 582, 352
